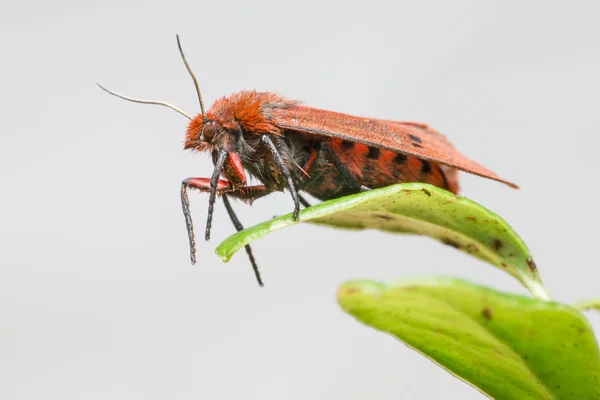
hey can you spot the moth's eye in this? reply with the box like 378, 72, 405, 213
201, 122, 216, 142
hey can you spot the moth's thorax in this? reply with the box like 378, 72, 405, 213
208, 90, 297, 132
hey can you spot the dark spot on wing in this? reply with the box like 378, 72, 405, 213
412, 143, 423, 148
421, 188, 431, 196
408, 134, 422, 143
367, 147, 380, 160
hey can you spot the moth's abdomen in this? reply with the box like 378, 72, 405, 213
330, 137, 459, 193
303, 138, 459, 200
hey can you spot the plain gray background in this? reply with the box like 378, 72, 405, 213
2, 1, 599, 398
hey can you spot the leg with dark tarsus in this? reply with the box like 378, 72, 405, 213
318, 141, 370, 192
298, 194, 312, 208
206, 149, 229, 242
222, 194, 263, 286
261, 135, 301, 220
181, 176, 271, 265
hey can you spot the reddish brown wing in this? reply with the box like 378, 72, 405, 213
272, 106, 519, 189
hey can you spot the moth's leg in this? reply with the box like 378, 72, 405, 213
296, 150, 318, 209
298, 194, 312, 208
206, 149, 229, 242
182, 178, 271, 203
222, 194, 263, 287
261, 135, 301, 220
181, 177, 272, 265
317, 142, 371, 192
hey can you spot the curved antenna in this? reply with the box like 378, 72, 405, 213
97, 83, 192, 120
176, 34, 205, 119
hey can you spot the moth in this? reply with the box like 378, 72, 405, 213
99, 35, 518, 286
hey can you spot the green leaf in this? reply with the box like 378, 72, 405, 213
216, 183, 548, 299
337, 277, 600, 400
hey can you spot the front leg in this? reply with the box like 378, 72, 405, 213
181, 178, 272, 265
261, 135, 301, 220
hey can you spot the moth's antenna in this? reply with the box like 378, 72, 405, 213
176, 34, 205, 119
97, 83, 192, 120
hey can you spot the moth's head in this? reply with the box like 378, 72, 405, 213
184, 115, 223, 152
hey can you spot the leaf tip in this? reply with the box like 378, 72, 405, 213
214, 246, 232, 263
337, 280, 384, 302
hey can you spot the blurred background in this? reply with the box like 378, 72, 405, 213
1, 1, 599, 399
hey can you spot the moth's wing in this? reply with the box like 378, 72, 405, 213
273, 106, 518, 188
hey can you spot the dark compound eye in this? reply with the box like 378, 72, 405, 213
201, 122, 216, 142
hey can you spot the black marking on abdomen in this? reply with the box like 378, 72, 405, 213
340, 141, 355, 150
421, 160, 432, 175
440, 168, 450, 189
394, 153, 407, 164
367, 147, 380, 160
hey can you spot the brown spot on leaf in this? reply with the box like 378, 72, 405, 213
527, 257, 538, 274
501, 262, 508, 268
466, 216, 477, 222
421, 188, 431, 196
492, 238, 504, 251
481, 308, 493, 320
465, 244, 478, 254
441, 237, 461, 249
374, 214, 394, 221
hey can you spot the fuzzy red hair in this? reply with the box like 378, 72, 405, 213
185, 90, 298, 151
